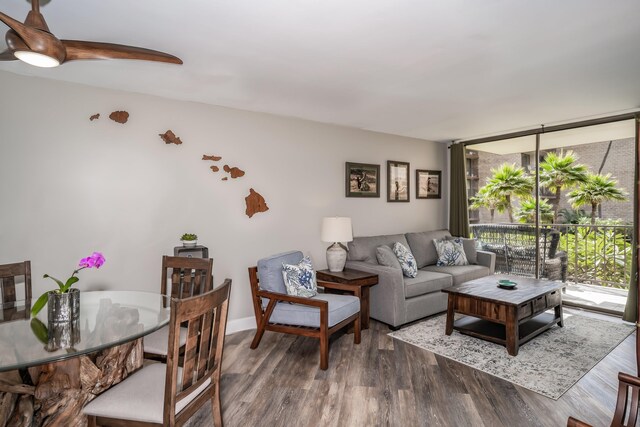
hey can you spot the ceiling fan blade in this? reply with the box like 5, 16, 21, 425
62, 40, 182, 64
0, 50, 16, 60
0, 12, 40, 42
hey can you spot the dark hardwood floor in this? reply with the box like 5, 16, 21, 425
187, 308, 635, 426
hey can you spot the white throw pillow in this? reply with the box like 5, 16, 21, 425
282, 256, 318, 297
433, 238, 469, 266
392, 242, 418, 278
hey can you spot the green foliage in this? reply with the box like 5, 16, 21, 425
181, 233, 198, 241
539, 150, 588, 222
558, 225, 632, 288
568, 173, 628, 224
482, 163, 534, 222
558, 208, 587, 224
514, 198, 554, 224
469, 186, 508, 222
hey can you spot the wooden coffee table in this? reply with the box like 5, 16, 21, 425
442, 275, 565, 356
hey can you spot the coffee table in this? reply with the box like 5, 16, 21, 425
442, 275, 565, 356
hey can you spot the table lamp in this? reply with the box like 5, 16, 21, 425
321, 217, 353, 272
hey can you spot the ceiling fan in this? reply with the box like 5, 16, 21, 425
0, 0, 182, 68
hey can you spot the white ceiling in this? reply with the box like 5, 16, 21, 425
1, 0, 639, 142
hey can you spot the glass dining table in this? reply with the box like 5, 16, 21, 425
0, 291, 170, 426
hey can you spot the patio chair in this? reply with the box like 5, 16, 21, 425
248, 251, 361, 370
144, 256, 213, 361
84, 279, 231, 426
567, 371, 640, 427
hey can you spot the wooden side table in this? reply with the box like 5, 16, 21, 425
316, 268, 378, 330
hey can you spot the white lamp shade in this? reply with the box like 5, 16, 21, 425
321, 217, 353, 243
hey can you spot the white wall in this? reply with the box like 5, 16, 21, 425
0, 71, 448, 325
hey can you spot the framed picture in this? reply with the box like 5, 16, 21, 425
387, 161, 410, 202
416, 169, 442, 199
345, 162, 380, 198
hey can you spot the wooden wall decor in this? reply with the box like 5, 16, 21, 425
89, 114, 100, 121
202, 155, 222, 161
159, 130, 182, 145
224, 165, 245, 179
108, 111, 129, 124
245, 188, 269, 218
210, 166, 220, 172
222, 177, 228, 181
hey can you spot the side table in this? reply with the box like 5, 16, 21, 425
316, 268, 378, 330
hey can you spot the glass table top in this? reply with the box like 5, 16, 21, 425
0, 291, 170, 372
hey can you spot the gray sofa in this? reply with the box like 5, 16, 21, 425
345, 229, 496, 328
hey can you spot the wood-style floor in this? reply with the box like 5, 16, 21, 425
188, 308, 635, 426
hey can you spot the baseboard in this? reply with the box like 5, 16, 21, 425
226, 316, 256, 335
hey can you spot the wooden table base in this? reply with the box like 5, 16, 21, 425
0, 338, 143, 427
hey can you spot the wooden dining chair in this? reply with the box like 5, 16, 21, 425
567, 371, 640, 427
84, 279, 231, 427
144, 256, 214, 361
0, 261, 32, 321
248, 251, 361, 370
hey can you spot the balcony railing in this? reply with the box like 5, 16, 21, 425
470, 223, 633, 289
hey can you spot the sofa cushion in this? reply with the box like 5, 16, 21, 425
257, 251, 304, 294
392, 242, 418, 278
422, 264, 491, 286
376, 245, 402, 270
405, 230, 452, 268
447, 236, 478, 264
347, 234, 409, 264
404, 270, 452, 298
264, 293, 360, 328
434, 238, 469, 266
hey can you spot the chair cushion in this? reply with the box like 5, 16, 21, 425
404, 270, 453, 298
257, 251, 303, 294
347, 234, 409, 264
282, 256, 317, 298
376, 245, 402, 270
83, 363, 211, 424
447, 236, 478, 264
264, 294, 360, 328
143, 325, 188, 356
392, 242, 418, 278
421, 264, 491, 286
434, 238, 469, 266
405, 230, 452, 268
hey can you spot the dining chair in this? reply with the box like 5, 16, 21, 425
144, 256, 214, 361
567, 371, 640, 427
248, 251, 361, 370
84, 278, 231, 427
0, 260, 32, 321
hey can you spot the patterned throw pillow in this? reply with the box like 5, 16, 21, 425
433, 238, 469, 266
282, 256, 318, 297
392, 242, 418, 278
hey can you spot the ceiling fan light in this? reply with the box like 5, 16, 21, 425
14, 51, 60, 67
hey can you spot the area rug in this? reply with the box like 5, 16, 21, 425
389, 313, 634, 399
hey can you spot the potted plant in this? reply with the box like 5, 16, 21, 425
181, 233, 198, 247
31, 252, 106, 321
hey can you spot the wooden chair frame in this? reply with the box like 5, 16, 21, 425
88, 279, 231, 427
568, 371, 640, 427
0, 261, 32, 321
248, 266, 361, 370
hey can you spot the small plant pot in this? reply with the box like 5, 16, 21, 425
182, 240, 197, 247
47, 288, 80, 324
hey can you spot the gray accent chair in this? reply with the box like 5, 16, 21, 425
346, 230, 496, 329
248, 251, 361, 370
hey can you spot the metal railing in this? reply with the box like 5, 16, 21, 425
470, 223, 633, 289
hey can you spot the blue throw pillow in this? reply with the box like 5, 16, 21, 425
392, 242, 418, 278
282, 256, 318, 297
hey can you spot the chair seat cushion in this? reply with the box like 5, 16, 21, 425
143, 325, 188, 356
404, 270, 452, 298
421, 264, 490, 286
83, 363, 211, 424
264, 293, 360, 328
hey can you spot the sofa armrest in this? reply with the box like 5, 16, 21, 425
345, 260, 407, 327
477, 250, 496, 274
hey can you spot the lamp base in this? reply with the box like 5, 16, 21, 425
326, 243, 347, 272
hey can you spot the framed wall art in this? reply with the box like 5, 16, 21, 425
345, 162, 380, 198
416, 169, 441, 199
387, 161, 410, 202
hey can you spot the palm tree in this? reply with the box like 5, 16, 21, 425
568, 173, 628, 224
514, 198, 554, 224
469, 186, 508, 223
485, 163, 534, 223
539, 150, 588, 223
